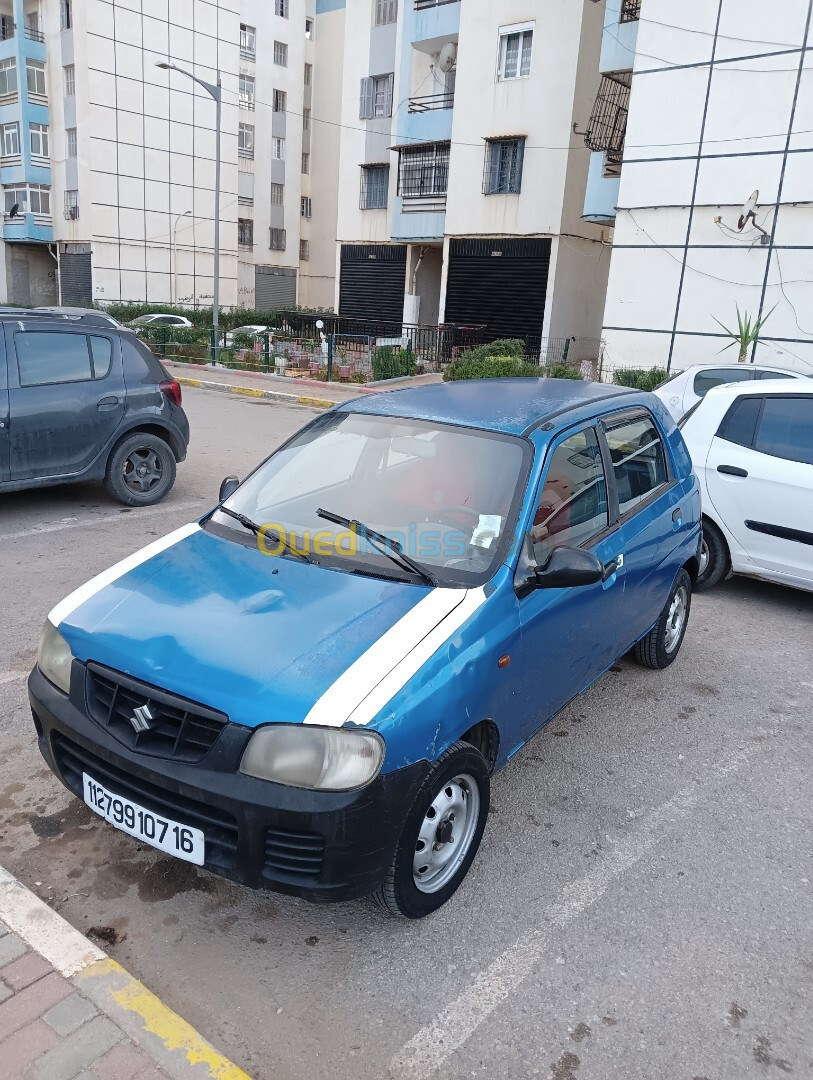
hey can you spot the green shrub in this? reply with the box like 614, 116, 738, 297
544, 364, 584, 380
612, 367, 668, 392
231, 332, 255, 350
444, 355, 537, 381
372, 345, 413, 381
471, 338, 526, 360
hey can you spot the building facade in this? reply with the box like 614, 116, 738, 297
597, 0, 813, 374
0, 0, 322, 310
322, 0, 611, 350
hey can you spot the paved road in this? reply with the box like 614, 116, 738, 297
1, 387, 811, 1080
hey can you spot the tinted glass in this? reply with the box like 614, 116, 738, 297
755, 370, 794, 381
718, 396, 762, 447
89, 336, 112, 378
605, 413, 668, 514
693, 368, 754, 397
532, 428, 608, 555
16, 332, 91, 387
754, 397, 813, 465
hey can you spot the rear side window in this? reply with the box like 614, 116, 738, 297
754, 397, 813, 465
717, 396, 762, 447
16, 331, 113, 386
693, 368, 754, 397
755, 370, 794, 381
604, 413, 668, 515
532, 427, 608, 554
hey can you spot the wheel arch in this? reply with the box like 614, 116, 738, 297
109, 422, 183, 462
459, 718, 500, 774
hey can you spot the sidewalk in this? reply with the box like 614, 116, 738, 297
163, 360, 441, 411
0, 868, 251, 1080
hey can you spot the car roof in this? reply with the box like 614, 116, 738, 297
705, 379, 813, 400
676, 362, 803, 374
0, 307, 122, 328
338, 378, 637, 436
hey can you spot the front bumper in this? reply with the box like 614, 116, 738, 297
29, 663, 428, 902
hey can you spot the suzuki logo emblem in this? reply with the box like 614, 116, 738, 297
130, 704, 156, 734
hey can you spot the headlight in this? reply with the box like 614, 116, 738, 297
239, 725, 385, 791
37, 620, 74, 694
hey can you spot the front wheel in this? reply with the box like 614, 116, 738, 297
372, 741, 490, 918
633, 568, 692, 670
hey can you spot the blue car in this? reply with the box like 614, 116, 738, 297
30, 379, 701, 918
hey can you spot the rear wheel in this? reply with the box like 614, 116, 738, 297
696, 518, 729, 591
372, 741, 489, 918
104, 432, 176, 506
634, 569, 692, 670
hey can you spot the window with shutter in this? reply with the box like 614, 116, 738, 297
359, 77, 374, 120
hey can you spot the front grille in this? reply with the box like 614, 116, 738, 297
264, 827, 325, 880
85, 664, 228, 763
53, 733, 238, 870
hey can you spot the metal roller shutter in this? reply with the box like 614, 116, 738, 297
255, 266, 297, 309
339, 244, 406, 324
60, 252, 93, 306
444, 238, 551, 345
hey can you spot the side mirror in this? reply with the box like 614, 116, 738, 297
534, 546, 604, 589
219, 476, 240, 503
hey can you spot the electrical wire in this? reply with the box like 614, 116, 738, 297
602, 22, 808, 73
774, 246, 813, 338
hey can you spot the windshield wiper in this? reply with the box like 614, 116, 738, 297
218, 506, 311, 563
316, 508, 438, 587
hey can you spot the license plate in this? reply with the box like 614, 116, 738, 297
82, 773, 205, 866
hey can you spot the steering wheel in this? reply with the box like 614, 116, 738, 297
439, 504, 481, 529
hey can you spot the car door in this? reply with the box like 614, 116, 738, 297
683, 366, 754, 417
705, 393, 813, 584
0, 336, 9, 482
6, 323, 126, 480
514, 423, 626, 741
601, 408, 689, 649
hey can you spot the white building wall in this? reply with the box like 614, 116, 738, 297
603, 0, 813, 374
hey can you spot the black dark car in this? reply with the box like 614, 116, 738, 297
0, 311, 189, 505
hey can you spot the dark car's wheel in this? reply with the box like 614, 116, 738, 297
104, 432, 176, 506
373, 741, 490, 919
634, 569, 692, 670
696, 518, 729, 591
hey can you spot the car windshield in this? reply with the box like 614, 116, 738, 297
209, 412, 529, 587
131, 315, 155, 325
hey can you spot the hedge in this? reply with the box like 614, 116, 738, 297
612, 367, 669, 392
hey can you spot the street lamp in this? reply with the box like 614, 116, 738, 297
172, 209, 192, 305
156, 60, 222, 362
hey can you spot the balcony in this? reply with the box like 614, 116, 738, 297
3, 210, 53, 242
415, 0, 458, 7
620, 0, 640, 23
25, 25, 44, 42
408, 91, 453, 113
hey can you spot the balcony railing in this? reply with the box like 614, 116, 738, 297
239, 47, 255, 61
25, 25, 45, 41
408, 91, 454, 113
415, 0, 458, 8
620, 0, 641, 23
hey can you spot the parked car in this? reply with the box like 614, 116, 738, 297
225, 324, 271, 347
680, 380, 813, 593
0, 313, 189, 505
30, 380, 700, 918
654, 362, 807, 421
129, 313, 194, 335
0, 307, 124, 330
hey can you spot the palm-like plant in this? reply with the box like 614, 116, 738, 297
713, 304, 776, 363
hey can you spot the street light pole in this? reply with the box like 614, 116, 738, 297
172, 209, 192, 305
156, 61, 222, 363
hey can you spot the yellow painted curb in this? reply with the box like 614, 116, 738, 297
176, 377, 202, 388
78, 957, 253, 1080
297, 396, 334, 408
229, 385, 265, 398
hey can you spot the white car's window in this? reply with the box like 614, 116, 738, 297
717, 396, 762, 447
755, 370, 795, 381
604, 413, 669, 515
693, 368, 753, 397
754, 397, 813, 465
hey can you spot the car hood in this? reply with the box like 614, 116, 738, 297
52, 525, 469, 730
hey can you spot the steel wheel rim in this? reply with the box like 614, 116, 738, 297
665, 585, 688, 653
699, 538, 710, 576
413, 773, 480, 894
123, 447, 164, 494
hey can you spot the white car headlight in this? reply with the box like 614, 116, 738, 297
239, 725, 385, 791
37, 620, 74, 694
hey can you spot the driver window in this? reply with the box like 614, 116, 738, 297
532, 428, 608, 555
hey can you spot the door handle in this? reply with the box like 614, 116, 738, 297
602, 554, 624, 582
717, 464, 748, 477
672, 507, 682, 523
97, 396, 120, 410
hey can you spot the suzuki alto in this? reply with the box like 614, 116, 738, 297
30, 379, 701, 918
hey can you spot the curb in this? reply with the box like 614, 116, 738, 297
176, 375, 336, 411
165, 361, 380, 394
0, 866, 252, 1080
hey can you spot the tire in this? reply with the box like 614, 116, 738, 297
372, 741, 490, 919
104, 432, 177, 507
696, 518, 729, 591
634, 568, 692, 670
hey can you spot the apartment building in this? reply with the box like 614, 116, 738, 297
596, 0, 813, 373
323, 0, 610, 346
0, 0, 319, 310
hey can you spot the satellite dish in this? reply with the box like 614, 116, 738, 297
438, 42, 458, 73
737, 190, 759, 232
8, 202, 19, 219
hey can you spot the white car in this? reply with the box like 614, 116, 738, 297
654, 363, 807, 421
129, 313, 194, 334
224, 324, 271, 347
680, 381, 813, 593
